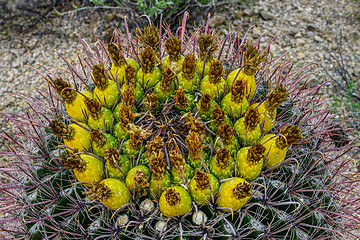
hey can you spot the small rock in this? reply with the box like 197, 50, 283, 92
234, 10, 242, 19
259, 10, 275, 21
107, 13, 115, 21
209, 15, 226, 27
294, 32, 302, 38
252, 27, 262, 37
314, 35, 324, 42
330, 44, 337, 50
243, 9, 251, 16
306, 23, 317, 32
296, 38, 306, 46
297, 52, 305, 59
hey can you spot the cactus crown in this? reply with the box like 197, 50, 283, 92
165, 36, 182, 61
92, 62, 109, 90
216, 148, 230, 169
212, 104, 226, 126
233, 182, 252, 199
165, 188, 181, 206
200, 93, 211, 112
103, 147, 122, 168
137, 25, 160, 52
88, 181, 112, 201
108, 42, 125, 67
53, 78, 77, 104
125, 64, 137, 86
265, 84, 288, 111
244, 108, 260, 130
208, 59, 223, 84
247, 143, 266, 165
230, 78, 246, 103
199, 33, 217, 61
160, 68, 175, 92
140, 46, 156, 74
218, 123, 233, 144
194, 169, 210, 190
49, 120, 74, 140
182, 53, 196, 80
90, 128, 107, 147
149, 151, 166, 180
243, 43, 268, 75
60, 151, 86, 171
84, 98, 102, 120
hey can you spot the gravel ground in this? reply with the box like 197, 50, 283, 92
0, 0, 359, 237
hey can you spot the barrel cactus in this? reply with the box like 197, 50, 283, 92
1, 14, 359, 240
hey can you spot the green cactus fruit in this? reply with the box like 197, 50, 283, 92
261, 125, 302, 169
234, 108, 261, 146
195, 34, 217, 77
108, 42, 139, 84
197, 93, 215, 121
178, 53, 199, 92
104, 147, 130, 180
210, 148, 235, 180
84, 98, 113, 131
217, 177, 252, 212
149, 151, 172, 195
52, 78, 93, 123
125, 165, 150, 196
162, 36, 184, 74
251, 84, 288, 133
60, 150, 104, 184
174, 87, 195, 114
169, 145, 193, 184
200, 59, 226, 99
221, 78, 249, 120
189, 169, 220, 205
159, 186, 192, 217
209, 104, 232, 133
136, 46, 162, 89
185, 131, 209, 170
215, 124, 238, 157
154, 68, 176, 103
88, 178, 130, 210
236, 143, 266, 181
90, 129, 117, 158
92, 62, 120, 108
49, 120, 91, 152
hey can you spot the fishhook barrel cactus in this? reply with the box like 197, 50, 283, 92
1, 13, 359, 240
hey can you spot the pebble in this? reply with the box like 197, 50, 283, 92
296, 38, 306, 46
259, 10, 275, 20
209, 15, 226, 27
314, 35, 324, 42
297, 52, 306, 59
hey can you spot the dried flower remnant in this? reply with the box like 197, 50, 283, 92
60, 150, 86, 172
136, 25, 160, 52
160, 68, 175, 92
108, 42, 125, 67
90, 129, 107, 147
216, 148, 231, 169
218, 124, 233, 145
243, 43, 268, 76
92, 62, 109, 90
182, 53, 196, 80
276, 125, 303, 149
140, 46, 156, 74
122, 87, 135, 107
186, 115, 205, 136
118, 105, 135, 129
165, 188, 181, 206
244, 108, 260, 131
103, 147, 122, 168
247, 144, 266, 165
170, 146, 186, 171
200, 93, 212, 112
145, 93, 158, 112
199, 34, 217, 61
265, 84, 288, 111
53, 78, 77, 104
186, 131, 203, 160
230, 79, 246, 103
84, 98, 102, 120
175, 87, 189, 109
194, 169, 210, 190
125, 64, 137, 86
233, 182, 252, 199
149, 151, 166, 180
146, 136, 165, 156
208, 59, 223, 84
212, 105, 226, 127
49, 120, 75, 140
133, 170, 150, 191
128, 125, 150, 150
88, 182, 112, 202
165, 36, 182, 61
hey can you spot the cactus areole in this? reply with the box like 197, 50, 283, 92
1, 13, 359, 240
